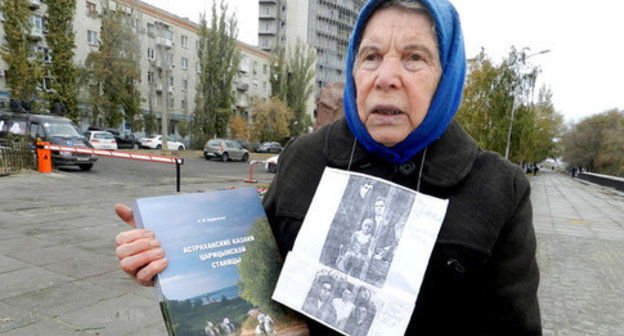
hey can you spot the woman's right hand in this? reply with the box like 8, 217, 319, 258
114, 203, 168, 287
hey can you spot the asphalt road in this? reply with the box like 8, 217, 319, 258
56, 150, 277, 189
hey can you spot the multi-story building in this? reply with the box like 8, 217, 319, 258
258, 0, 365, 95
0, 0, 272, 139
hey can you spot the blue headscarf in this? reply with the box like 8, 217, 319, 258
344, 0, 466, 164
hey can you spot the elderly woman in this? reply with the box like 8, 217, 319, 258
115, 0, 541, 334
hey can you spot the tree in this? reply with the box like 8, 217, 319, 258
270, 47, 287, 101
228, 115, 249, 140
0, 0, 43, 106
85, 1, 141, 129
286, 40, 316, 136
43, 0, 80, 122
562, 109, 624, 176
192, 0, 241, 146
456, 47, 562, 164
250, 97, 293, 143
270, 40, 316, 137
238, 216, 283, 315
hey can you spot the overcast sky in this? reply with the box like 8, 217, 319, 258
142, 0, 624, 123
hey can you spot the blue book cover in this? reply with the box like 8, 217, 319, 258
134, 188, 308, 336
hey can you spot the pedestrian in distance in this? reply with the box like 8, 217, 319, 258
115, 0, 541, 334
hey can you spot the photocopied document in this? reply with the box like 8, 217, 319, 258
273, 168, 448, 336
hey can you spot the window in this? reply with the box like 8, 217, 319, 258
147, 48, 155, 60
168, 97, 174, 109
168, 76, 174, 87
40, 77, 53, 91
263, 64, 267, 74
87, 30, 98, 45
264, 22, 270, 32
181, 35, 188, 48
29, 15, 43, 35
182, 79, 188, 90
264, 7, 270, 15
86, 1, 97, 17
147, 71, 154, 83
181, 57, 188, 70
163, 29, 173, 40
181, 99, 187, 111
147, 23, 155, 37
262, 38, 269, 47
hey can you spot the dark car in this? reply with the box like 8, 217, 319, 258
106, 129, 142, 149
233, 139, 251, 150
256, 141, 283, 153
0, 112, 98, 170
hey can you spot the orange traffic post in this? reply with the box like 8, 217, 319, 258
36, 141, 52, 173
244, 161, 258, 184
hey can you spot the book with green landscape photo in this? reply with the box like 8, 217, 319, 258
134, 187, 308, 336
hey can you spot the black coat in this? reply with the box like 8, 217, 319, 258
264, 119, 541, 335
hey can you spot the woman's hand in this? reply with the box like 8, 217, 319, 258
114, 203, 168, 287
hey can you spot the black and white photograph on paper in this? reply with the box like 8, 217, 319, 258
319, 174, 415, 287
272, 168, 449, 336
301, 269, 377, 336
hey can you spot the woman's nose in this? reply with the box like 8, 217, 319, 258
374, 58, 402, 90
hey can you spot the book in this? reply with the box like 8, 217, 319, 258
134, 187, 308, 336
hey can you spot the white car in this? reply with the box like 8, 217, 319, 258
140, 135, 185, 150
265, 155, 279, 173
84, 130, 118, 150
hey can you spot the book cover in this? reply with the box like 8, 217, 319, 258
134, 187, 308, 336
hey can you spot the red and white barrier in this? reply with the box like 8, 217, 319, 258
245, 160, 267, 183
43, 144, 183, 165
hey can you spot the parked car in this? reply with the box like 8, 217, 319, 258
140, 135, 185, 150
265, 155, 279, 173
0, 112, 97, 170
256, 141, 283, 153
106, 129, 141, 149
204, 139, 249, 162
84, 130, 118, 150
233, 139, 251, 150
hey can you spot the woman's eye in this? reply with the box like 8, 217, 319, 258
364, 54, 378, 62
405, 54, 424, 70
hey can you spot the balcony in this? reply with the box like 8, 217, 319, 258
259, 0, 278, 3
28, 29, 43, 41
237, 82, 249, 91
156, 37, 173, 49
258, 29, 277, 36
236, 96, 248, 108
155, 84, 163, 93
29, 0, 41, 9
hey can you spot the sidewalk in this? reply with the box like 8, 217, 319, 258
531, 170, 624, 335
0, 170, 623, 335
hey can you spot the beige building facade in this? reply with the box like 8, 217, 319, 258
0, 0, 272, 139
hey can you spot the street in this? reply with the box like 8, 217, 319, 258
0, 168, 623, 335
56, 151, 277, 190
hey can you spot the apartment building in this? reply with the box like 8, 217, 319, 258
258, 0, 365, 95
0, 0, 272, 138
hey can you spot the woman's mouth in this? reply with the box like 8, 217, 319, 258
374, 109, 402, 115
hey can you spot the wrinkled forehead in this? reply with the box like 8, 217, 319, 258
356, 2, 439, 56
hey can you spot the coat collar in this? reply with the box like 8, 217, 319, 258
323, 118, 478, 188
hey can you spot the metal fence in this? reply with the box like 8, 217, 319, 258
0, 142, 37, 176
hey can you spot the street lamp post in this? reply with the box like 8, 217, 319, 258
504, 49, 550, 160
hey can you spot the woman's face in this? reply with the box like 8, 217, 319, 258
354, 7, 441, 147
